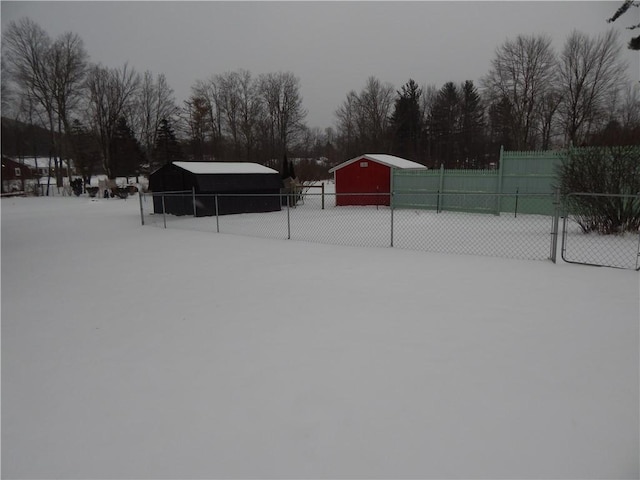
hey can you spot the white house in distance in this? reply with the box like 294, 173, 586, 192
12, 156, 76, 180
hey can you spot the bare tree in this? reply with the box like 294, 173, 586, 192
217, 71, 242, 158
188, 77, 225, 160
1, 56, 14, 114
619, 83, 640, 128
258, 71, 307, 159
3, 19, 89, 188
334, 76, 395, 157
181, 94, 211, 162
359, 76, 395, 151
2, 19, 52, 116
482, 34, 557, 149
335, 90, 359, 158
134, 71, 178, 157
48, 31, 89, 182
537, 90, 563, 149
236, 69, 263, 162
557, 29, 628, 146
86, 63, 140, 178
2, 18, 60, 186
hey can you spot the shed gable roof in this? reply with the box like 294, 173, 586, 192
328, 154, 426, 173
173, 161, 278, 175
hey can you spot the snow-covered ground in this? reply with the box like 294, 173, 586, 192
2, 195, 639, 478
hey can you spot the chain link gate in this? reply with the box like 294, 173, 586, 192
561, 193, 640, 270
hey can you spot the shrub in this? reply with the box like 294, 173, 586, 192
558, 146, 640, 234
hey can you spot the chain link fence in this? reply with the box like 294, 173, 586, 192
561, 193, 640, 270
392, 192, 557, 260
140, 191, 559, 262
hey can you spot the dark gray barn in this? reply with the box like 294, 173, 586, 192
149, 162, 283, 216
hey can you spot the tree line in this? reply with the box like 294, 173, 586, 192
336, 31, 639, 170
2, 15, 639, 186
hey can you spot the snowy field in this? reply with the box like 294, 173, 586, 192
2, 195, 639, 478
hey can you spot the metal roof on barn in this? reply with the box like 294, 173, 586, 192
329, 154, 426, 173
172, 161, 278, 175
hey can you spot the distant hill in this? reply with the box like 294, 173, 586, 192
1, 116, 54, 158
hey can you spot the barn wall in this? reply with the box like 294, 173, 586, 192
335, 158, 391, 206
149, 164, 282, 216
196, 195, 281, 216
193, 172, 282, 216
196, 173, 282, 193
149, 164, 194, 215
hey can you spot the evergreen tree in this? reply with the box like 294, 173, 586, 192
459, 81, 485, 168
152, 118, 183, 169
607, 0, 640, 50
428, 82, 461, 168
110, 116, 145, 178
389, 79, 424, 162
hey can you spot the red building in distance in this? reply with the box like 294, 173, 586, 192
329, 154, 427, 206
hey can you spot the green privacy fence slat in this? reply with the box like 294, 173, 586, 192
394, 146, 640, 215
393, 148, 566, 215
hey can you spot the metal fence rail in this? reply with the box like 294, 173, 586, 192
140, 191, 558, 262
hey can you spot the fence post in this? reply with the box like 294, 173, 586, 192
321, 182, 325, 210
390, 198, 395, 248
550, 188, 561, 263
286, 195, 291, 240
215, 194, 220, 233
162, 194, 167, 229
496, 145, 504, 215
438, 163, 445, 212
139, 191, 145, 226
514, 188, 519, 218
561, 211, 569, 263
192, 187, 197, 217
635, 229, 640, 271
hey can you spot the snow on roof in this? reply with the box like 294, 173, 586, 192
328, 154, 427, 172
173, 161, 278, 175
9, 157, 57, 168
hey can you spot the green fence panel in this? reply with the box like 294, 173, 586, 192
394, 147, 639, 216
501, 149, 563, 193
499, 149, 564, 215
393, 149, 568, 215
394, 167, 500, 213
392, 168, 439, 209
442, 169, 499, 193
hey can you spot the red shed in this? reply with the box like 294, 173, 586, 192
329, 154, 426, 206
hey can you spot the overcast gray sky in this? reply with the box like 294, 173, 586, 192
2, 1, 639, 129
